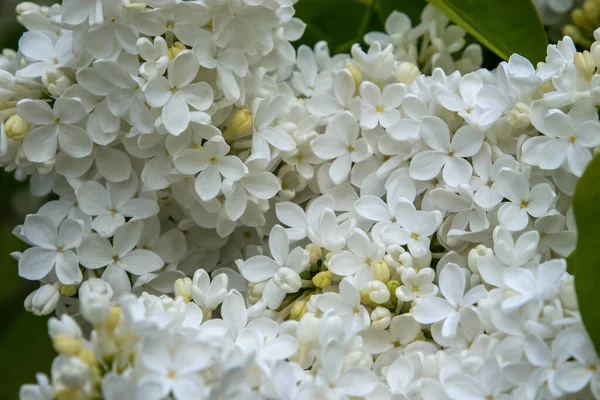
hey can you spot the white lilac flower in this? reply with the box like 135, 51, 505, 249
5, 0, 600, 398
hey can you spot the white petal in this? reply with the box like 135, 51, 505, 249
409, 150, 446, 181
18, 247, 56, 280
55, 251, 82, 285
412, 297, 455, 324
120, 249, 164, 275
78, 234, 114, 269
195, 164, 221, 201
239, 255, 280, 282
162, 95, 190, 136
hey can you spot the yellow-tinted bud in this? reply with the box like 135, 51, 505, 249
54, 388, 84, 400
360, 289, 373, 306
540, 80, 555, 95
394, 62, 420, 85
53, 335, 82, 356
312, 270, 332, 288
168, 42, 187, 59
224, 108, 252, 139
574, 51, 596, 81
77, 348, 96, 366
563, 24, 592, 49
174, 277, 192, 303
59, 284, 78, 297
344, 64, 363, 93
372, 259, 390, 283
386, 280, 400, 305
105, 306, 121, 331
306, 243, 322, 264
572, 9, 594, 32
4, 114, 30, 141
290, 297, 308, 320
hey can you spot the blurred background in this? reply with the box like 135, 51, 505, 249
0, 0, 55, 397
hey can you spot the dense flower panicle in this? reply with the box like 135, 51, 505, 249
3, 0, 600, 399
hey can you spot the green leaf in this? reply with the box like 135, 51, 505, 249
425, 0, 548, 63
0, 311, 55, 398
294, 0, 427, 53
567, 250, 577, 275
573, 154, 600, 354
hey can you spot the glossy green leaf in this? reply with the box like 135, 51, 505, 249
573, 155, 600, 354
425, 0, 548, 63
294, 0, 427, 53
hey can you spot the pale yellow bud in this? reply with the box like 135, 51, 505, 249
4, 114, 30, 141
59, 284, 78, 297
563, 25, 592, 49
312, 270, 332, 288
77, 348, 96, 366
174, 277, 192, 303
224, 108, 253, 139
540, 80, 555, 95
290, 298, 308, 320
591, 42, 600, 67
105, 306, 121, 331
306, 243, 322, 264
54, 388, 84, 400
394, 62, 420, 85
16, 2, 41, 14
372, 259, 390, 283
574, 51, 596, 81
168, 42, 187, 59
344, 64, 362, 93
360, 289, 373, 306
53, 335, 82, 356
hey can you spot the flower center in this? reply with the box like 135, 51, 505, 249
375, 105, 384, 112
520, 201, 529, 209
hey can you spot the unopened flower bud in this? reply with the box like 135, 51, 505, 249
224, 108, 253, 139
344, 64, 362, 92
167, 42, 186, 59
4, 114, 30, 141
174, 277, 192, 303
42, 70, 73, 97
559, 276, 578, 310
506, 101, 530, 128
574, 51, 596, 81
591, 41, 600, 67
467, 245, 493, 273
79, 279, 114, 324
248, 281, 267, 303
306, 243, 322, 264
16, 2, 41, 14
371, 307, 391, 330
55, 357, 89, 390
290, 297, 308, 320
105, 306, 121, 331
387, 280, 401, 305
273, 267, 302, 293
24, 284, 59, 316
364, 280, 390, 304
312, 270, 332, 288
80, 292, 111, 325
53, 335, 82, 356
372, 259, 390, 283
395, 62, 420, 85
59, 284, 78, 297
